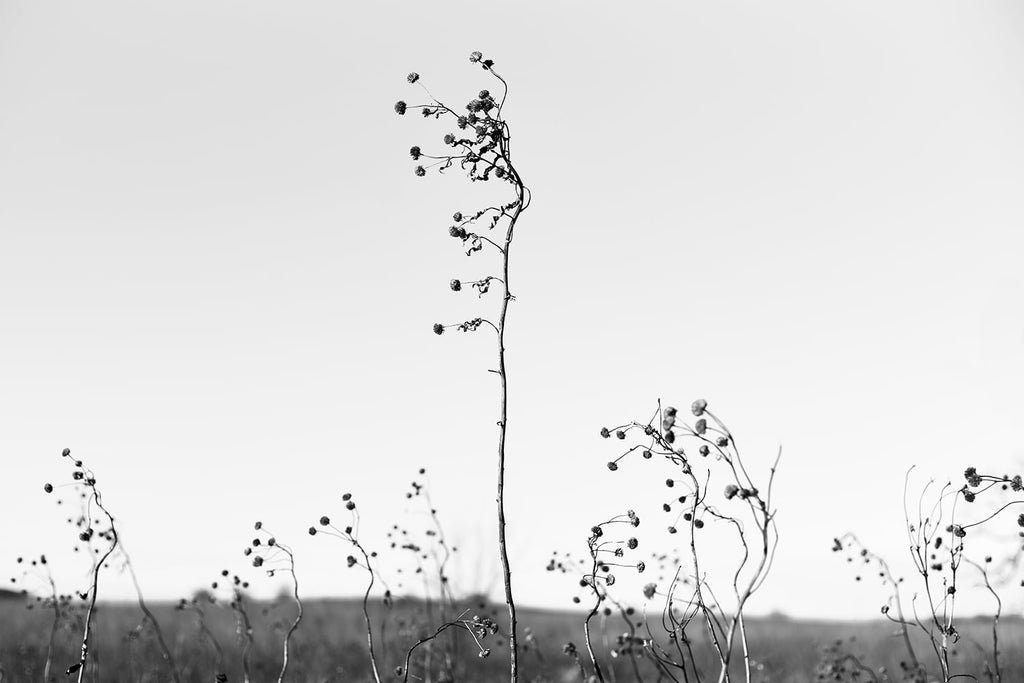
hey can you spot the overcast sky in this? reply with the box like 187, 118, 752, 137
2, 0, 1023, 620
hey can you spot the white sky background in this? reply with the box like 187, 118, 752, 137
1, 0, 1023, 620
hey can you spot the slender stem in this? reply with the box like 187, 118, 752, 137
234, 595, 254, 683
355, 540, 383, 683
75, 486, 118, 683
496, 116, 526, 683
121, 545, 181, 683
277, 546, 303, 683
582, 558, 607, 683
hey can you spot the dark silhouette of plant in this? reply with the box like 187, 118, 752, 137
43, 448, 120, 682
601, 400, 781, 683
396, 49, 531, 682
311, 494, 389, 683
834, 465, 1024, 682
247, 522, 304, 683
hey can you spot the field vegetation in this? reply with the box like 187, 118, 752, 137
3, 53, 1021, 683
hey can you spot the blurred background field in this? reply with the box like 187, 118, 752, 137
1, 593, 1020, 682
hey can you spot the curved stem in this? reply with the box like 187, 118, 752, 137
74, 485, 118, 683
121, 544, 181, 683
495, 106, 526, 683
277, 546, 303, 683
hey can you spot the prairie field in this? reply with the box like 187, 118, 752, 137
1, 596, 1020, 682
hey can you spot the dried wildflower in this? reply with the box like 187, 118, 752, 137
666, 479, 675, 488
643, 583, 657, 599
642, 450, 652, 459
636, 561, 646, 573
450, 279, 462, 292
254, 521, 262, 530
724, 484, 739, 500
407, 72, 419, 84
469, 51, 483, 63
394, 101, 407, 115
444, 133, 456, 145
606, 462, 618, 471
433, 323, 445, 335
414, 166, 426, 177
694, 419, 707, 435
699, 445, 710, 457
600, 427, 610, 439
965, 467, 982, 487
627, 537, 638, 549
591, 525, 603, 538
308, 526, 316, 536
410, 146, 421, 160
691, 399, 707, 416
252, 557, 263, 567
346, 556, 357, 568
319, 516, 330, 526
43, 483, 53, 493
346, 500, 356, 511
615, 430, 626, 440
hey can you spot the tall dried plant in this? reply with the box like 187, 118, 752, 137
396, 50, 531, 682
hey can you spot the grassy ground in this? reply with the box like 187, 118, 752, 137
0, 595, 1018, 682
